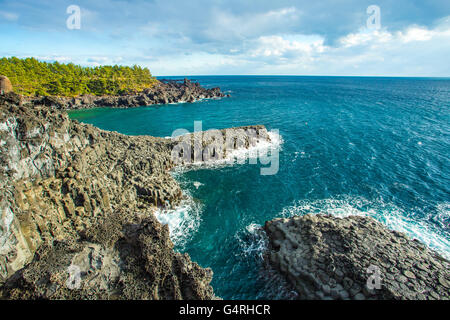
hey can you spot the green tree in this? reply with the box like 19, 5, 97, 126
0, 57, 157, 97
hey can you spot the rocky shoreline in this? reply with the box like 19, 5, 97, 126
23, 78, 228, 110
1, 84, 449, 300
0, 91, 268, 299
264, 214, 450, 300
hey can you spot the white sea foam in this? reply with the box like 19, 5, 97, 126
168, 101, 187, 105
174, 130, 283, 172
434, 202, 450, 229
222, 130, 283, 162
153, 192, 203, 250
235, 223, 268, 260
193, 181, 204, 189
279, 196, 450, 260
235, 223, 300, 300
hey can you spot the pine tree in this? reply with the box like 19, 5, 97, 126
0, 57, 157, 96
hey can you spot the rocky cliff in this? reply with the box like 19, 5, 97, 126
0, 92, 269, 299
264, 214, 450, 300
23, 79, 227, 110
6, 83, 447, 301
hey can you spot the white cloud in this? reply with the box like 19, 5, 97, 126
224, 17, 450, 76
398, 27, 434, 42
31, 55, 72, 63
201, 7, 301, 43
396, 25, 450, 43
250, 35, 327, 58
84, 16, 450, 76
3, 2, 449, 77
339, 18, 450, 48
339, 30, 393, 47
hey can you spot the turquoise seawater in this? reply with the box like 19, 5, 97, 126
69, 76, 450, 299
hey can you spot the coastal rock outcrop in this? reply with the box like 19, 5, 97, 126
0, 92, 268, 299
170, 125, 271, 166
1, 213, 215, 299
24, 79, 227, 110
0, 75, 13, 95
264, 214, 450, 300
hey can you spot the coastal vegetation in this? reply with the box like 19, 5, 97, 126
0, 57, 157, 96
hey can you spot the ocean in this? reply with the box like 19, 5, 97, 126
69, 76, 450, 299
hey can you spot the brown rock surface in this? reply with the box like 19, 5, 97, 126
0, 76, 13, 94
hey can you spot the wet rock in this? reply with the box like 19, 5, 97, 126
264, 214, 450, 300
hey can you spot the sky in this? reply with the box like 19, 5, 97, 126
1, 0, 449, 76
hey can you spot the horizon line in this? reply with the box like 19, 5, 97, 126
156, 75, 450, 79
2, 57, 448, 79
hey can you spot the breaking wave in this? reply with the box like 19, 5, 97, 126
278, 196, 450, 260
153, 191, 203, 251
234, 223, 299, 300
235, 223, 268, 261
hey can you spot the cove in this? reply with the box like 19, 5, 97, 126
69, 75, 450, 299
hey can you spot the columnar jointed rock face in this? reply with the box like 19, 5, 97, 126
23, 79, 227, 110
0, 93, 214, 299
264, 214, 450, 300
1, 214, 215, 299
0, 92, 268, 299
